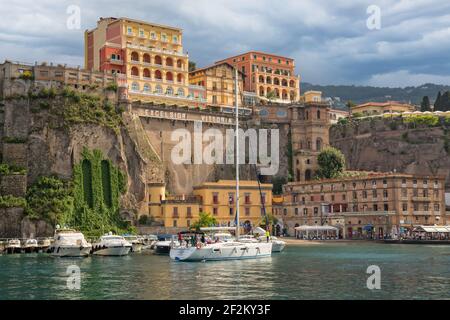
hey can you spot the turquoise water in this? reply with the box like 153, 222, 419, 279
1, 242, 450, 300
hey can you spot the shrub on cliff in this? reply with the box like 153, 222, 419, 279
316, 147, 346, 179
25, 176, 74, 225
0, 195, 26, 208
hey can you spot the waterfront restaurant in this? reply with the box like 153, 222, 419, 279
412, 226, 450, 240
295, 225, 339, 240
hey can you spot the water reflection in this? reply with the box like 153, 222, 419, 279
1, 243, 450, 300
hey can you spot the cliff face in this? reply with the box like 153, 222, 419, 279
330, 118, 450, 187
0, 94, 164, 237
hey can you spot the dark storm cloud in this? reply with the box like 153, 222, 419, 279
1, 0, 450, 87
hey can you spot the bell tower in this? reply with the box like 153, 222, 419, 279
290, 101, 331, 182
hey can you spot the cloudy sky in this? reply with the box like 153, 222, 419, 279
1, 0, 450, 87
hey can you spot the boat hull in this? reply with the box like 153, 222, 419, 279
50, 245, 92, 257
170, 242, 272, 262
272, 241, 286, 252
155, 245, 171, 255
93, 246, 131, 256
6, 246, 21, 254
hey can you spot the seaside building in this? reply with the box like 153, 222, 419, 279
352, 101, 415, 116
277, 173, 447, 238
216, 51, 301, 104
147, 180, 273, 229
84, 17, 205, 107
329, 109, 350, 124
189, 62, 250, 113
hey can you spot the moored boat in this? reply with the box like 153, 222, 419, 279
6, 239, 21, 254
92, 233, 132, 256
23, 239, 38, 253
49, 228, 92, 257
123, 235, 144, 253
154, 234, 174, 255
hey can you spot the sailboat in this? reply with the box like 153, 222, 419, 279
170, 68, 273, 262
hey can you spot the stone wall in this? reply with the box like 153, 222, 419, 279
0, 174, 27, 197
0, 207, 24, 238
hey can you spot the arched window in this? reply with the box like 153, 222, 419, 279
275, 88, 280, 98
266, 76, 272, 84
289, 80, 295, 87
177, 88, 185, 97
305, 169, 312, 181
177, 59, 183, 69
290, 90, 296, 101
166, 57, 173, 67
282, 79, 288, 87
166, 86, 174, 95
154, 55, 162, 65
130, 51, 139, 62
155, 85, 163, 94
259, 86, 265, 96
317, 110, 321, 119
316, 138, 322, 151
143, 83, 151, 92
143, 68, 151, 78
282, 90, 288, 100
166, 72, 173, 82
177, 73, 183, 83
131, 82, 139, 91
131, 66, 139, 77
274, 78, 280, 86
259, 75, 265, 83
155, 70, 162, 80
143, 54, 150, 64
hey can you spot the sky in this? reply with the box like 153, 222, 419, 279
1, 0, 450, 88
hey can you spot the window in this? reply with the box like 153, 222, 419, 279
143, 84, 150, 92
303, 208, 308, 216
244, 207, 250, 216
353, 191, 357, 200
187, 207, 192, 217
295, 208, 299, 215
151, 32, 156, 40
414, 203, 419, 212
127, 26, 133, 35
423, 189, 429, 198
383, 190, 388, 199
363, 191, 368, 199
434, 203, 440, 212
402, 189, 407, 198
424, 204, 429, 212
228, 193, 234, 204
155, 85, 163, 94
162, 33, 167, 42
261, 193, 266, 204
229, 207, 234, 216
173, 35, 178, 43
314, 208, 319, 216
166, 87, 174, 95
374, 204, 379, 211
372, 190, 378, 198
402, 203, 408, 212
177, 88, 185, 97
139, 29, 145, 38
384, 204, 389, 211
131, 82, 139, 91
245, 193, 251, 204
213, 208, 218, 215
173, 220, 177, 227
213, 193, 219, 204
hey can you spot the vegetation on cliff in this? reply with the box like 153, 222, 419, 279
0, 163, 27, 175
22, 148, 132, 237
0, 195, 27, 208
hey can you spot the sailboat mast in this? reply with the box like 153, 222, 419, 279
235, 67, 240, 239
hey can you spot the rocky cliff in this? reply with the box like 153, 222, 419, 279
330, 117, 450, 188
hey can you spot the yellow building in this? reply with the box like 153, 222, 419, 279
193, 180, 273, 228
300, 90, 322, 103
85, 17, 205, 107
147, 180, 273, 229
352, 101, 415, 116
189, 62, 245, 109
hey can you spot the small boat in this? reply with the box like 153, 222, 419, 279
23, 239, 38, 253
142, 234, 158, 250
6, 239, 21, 254
49, 228, 92, 257
38, 238, 51, 253
123, 235, 144, 253
154, 234, 174, 255
92, 233, 132, 256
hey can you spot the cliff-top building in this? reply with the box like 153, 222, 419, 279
352, 101, 415, 116
216, 51, 301, 104
84, 17, 205, 108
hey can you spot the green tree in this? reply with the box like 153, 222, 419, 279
435, 91, 443, 111
266, 90, 277, 102
191, 212, 217, 231
316, 147, 346, 179
420, 96, 431, 112
188, 61, 196, 72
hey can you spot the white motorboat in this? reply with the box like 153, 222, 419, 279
23, 239, 38, 253
49, 228, 92, 257
142, 234, 158, 250
154, 234, 174, 255
92, 233, 132, 256
6, 239, 21, 254
123, 235, 144, 253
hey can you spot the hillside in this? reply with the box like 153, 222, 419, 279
302, 82, 450, 105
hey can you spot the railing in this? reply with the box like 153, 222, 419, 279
127, 44, 188, 58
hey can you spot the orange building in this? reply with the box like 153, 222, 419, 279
216, 51, 301, 104
84, 17, 205, 107
352, 101, 415, 116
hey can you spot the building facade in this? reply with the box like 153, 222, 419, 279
352, 101, 415, 116
85, 17, 205, 107
147, 180, 273, 229
216, 51, 300, 104
277, 173, 447, 238
188, 62, 245, 111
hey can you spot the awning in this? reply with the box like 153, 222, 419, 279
295, 225, 338, 232
413, 226, 450, 233
363, 224, 374, 231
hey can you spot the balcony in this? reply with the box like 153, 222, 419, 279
108, 59, 124, 66
126, 44, 188, 58
413, 211, 432, 216
412, 197, 431, 202
172, 213, 179, 219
